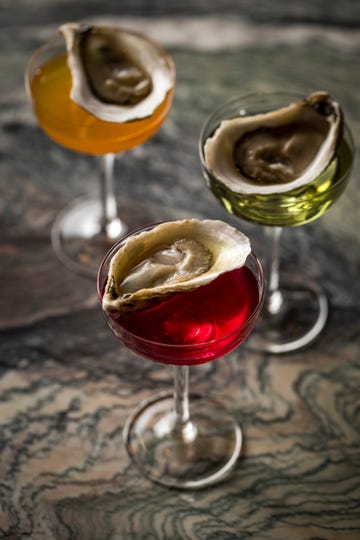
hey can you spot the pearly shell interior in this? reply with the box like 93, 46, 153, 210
102, 219, 251, 313
203, 92, 343, 195
60, 23, 174, 123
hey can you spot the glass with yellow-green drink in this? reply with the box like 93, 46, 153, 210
200, 91, 354, 353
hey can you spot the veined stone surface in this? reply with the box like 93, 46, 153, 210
0, 3, 359, 539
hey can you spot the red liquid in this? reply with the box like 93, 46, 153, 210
108, 266, 260, 365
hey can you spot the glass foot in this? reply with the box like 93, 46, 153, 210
247, 279, 328, 354
51, 196, 157, 278
124, 392, 242, 489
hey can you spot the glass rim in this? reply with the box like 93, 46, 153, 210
97, 222, 265, 351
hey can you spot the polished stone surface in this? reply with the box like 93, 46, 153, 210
1, 1, 359, 538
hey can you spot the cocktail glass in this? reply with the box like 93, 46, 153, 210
199, 92, 354, 354
25, 25, 175, 278
97, 222, 264, 489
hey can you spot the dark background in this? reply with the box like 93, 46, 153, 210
3, 0, 360, 27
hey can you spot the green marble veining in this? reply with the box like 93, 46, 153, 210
0, 5, 359, 539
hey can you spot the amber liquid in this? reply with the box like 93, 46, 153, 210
30, 54, 174, 154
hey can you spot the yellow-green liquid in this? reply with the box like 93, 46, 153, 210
207, 137, 353, 227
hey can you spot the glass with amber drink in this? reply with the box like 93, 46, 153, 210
97, 219, 264, 489
200, 92, 354, 353
26, 22, 175, 277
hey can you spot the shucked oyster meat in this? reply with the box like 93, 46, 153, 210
60, 23, 174, 123
204, 92, 343, 195
102, 219, 251, 313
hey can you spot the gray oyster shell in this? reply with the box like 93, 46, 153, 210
102, 219, 251, 313
60, 23, 174, 123
204, 92, 343, 195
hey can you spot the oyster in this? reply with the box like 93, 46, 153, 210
60, 23, 174, 123
203, 92, 343, 195
102, 219, 251, 313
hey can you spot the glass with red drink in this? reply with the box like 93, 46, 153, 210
97, 219, 264, 489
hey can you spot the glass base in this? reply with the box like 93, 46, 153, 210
51, 196, 153, 278
123, 392, 242, 489
247, 279, 328, 354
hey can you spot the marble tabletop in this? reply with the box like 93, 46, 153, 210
1, 1, 359, 539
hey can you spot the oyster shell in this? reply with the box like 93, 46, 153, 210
102, 219, 251, 313
203, 92, 343, 195
60, 23, 174, 123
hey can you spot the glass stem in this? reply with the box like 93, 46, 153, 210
98, 153, 124, 239
264, 226, 284, 315
172, 366, 197, 442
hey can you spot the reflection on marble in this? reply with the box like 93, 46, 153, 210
0, 2, 359, 539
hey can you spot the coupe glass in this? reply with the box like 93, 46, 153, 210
25, 25, 175, 278
97, 223, 265, 489
199, 92, 354, 354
